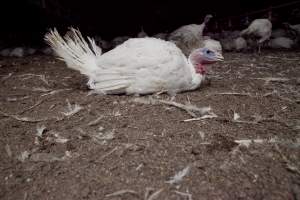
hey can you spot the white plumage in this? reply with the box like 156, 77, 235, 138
168, 14, 213, 56
233, 37, 247, 51
45, 28, 223, 95
269, 37, 294, 49
220, 37, 247, 52
220, 38, 234, 51
240, 19, 272, 52
202, 39, 222, 54
10, 47, 25, 57
0, 47, 38, 57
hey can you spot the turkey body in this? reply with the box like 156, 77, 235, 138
92, 38, 201, 95
168, 15, 213, 56
269, 37, 294, 49
45, 29, 203, 95
241, 19, 272, 43
169, 24, 206, 56
233, 37, 247, 51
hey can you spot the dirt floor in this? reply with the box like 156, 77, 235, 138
0, 51, 299, 200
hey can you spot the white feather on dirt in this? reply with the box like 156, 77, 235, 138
30, 153, 64, 162
88, 116, 104, 126
198, 131, 205, 140
95, 129, 115, 141
147, 188, 164, 200
40, 89, 71, 97
183, 112, 218, 122
166, 165, 191, 184
233, 112, 240, 121
105, 189, 138, 197
234, 138, 278, 148
17, 151, 30, 162
48, 131, 69, 144
36, 124, 46, 137
5, 144, 12, 158
62, 99, 83, 116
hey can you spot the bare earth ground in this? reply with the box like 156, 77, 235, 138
0, 51, 299, 200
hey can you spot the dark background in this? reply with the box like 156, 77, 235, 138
0, 0, 299, 46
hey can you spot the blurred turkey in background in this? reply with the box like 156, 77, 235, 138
0, 0, 300, 56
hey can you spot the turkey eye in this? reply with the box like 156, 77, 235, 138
206, 50, 212, 54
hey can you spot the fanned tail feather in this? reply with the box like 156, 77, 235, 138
44, 27, 102, 76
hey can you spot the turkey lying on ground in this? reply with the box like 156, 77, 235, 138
168, 14, 213, 56
284, 23, 300, 35
269, 37, 295, 49
45, 28, 224, 95
233, 37, 247, 51
283, 23, 300, 44
240, 18, 272, 53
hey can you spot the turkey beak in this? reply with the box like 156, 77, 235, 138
215, 53, 224, 61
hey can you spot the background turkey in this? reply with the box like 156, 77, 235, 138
168, 14, 213, 56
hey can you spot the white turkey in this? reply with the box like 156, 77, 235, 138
168, 14, 213, 56
202, 38, 222, 54
220, 37, 247, 52
269, 37, 295, 49
240, 18, 272, 53
283, 23, 300, 44
233, 37, 247, 51
9, 47, 25, 57
45, 28, 224, 95
220, 38, 234, 51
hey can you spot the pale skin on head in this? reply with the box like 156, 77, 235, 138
189, 47, 224, 75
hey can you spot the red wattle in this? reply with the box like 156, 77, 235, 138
196, 64, 206, 75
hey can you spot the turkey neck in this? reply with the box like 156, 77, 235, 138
188, 52, 207, 75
